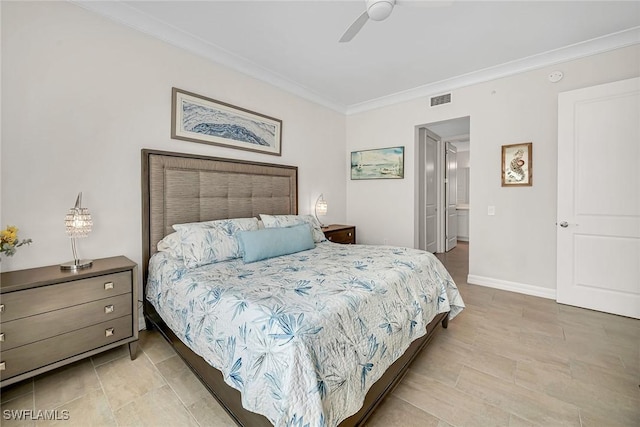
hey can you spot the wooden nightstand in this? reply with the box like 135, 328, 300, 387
0, 256, 138, 387
322, 224, 356, 244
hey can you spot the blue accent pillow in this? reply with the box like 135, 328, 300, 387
237, 224, 315, 263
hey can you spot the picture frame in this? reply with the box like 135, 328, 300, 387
501, 142, 532, 186
171, 88, 282, 156
351, 146, 404, 180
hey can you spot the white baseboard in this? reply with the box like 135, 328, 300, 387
467, 275, 556, 300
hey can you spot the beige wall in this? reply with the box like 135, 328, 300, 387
1, 1, 347, 273
346, 45, 640, 296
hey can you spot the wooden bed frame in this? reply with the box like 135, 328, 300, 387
141, 149, 449, 426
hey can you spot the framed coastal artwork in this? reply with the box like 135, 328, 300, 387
501, 142, 532, 186
351, 146, 404, 180
171, 88, 282, 156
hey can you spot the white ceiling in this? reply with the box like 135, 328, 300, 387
76, 1, 640, 113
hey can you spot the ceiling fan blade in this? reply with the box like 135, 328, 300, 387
396, 0, 453, 7
339, 11, 369, 43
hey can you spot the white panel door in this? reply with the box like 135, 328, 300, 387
418, 128, 438, 253
557, 77, 640, 318
445, 142, 457, 251
424, 132, 438, 253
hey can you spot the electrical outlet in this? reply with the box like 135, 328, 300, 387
488, 206, 496, 216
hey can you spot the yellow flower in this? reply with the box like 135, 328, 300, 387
0, 229, 15, 244
1, 225, 31, 257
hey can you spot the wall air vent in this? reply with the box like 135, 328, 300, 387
430, 93, 451, 107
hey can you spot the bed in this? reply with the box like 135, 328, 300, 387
141, 149, 464, 427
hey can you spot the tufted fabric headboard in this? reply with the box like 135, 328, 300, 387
141, 149, 298, 283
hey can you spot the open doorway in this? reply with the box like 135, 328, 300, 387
415, 116, 470, 253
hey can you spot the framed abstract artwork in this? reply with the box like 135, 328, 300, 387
171, 88, 282, 156
502, 142, 532, 186
351, 146, 404, 180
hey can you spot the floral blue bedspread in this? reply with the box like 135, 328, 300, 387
146, 242, 464, 427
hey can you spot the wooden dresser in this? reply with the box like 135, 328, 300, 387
0, 256, 138, 387
322, 224, 356, 244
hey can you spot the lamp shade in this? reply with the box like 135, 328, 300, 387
316, 196, 328, 216
61, 192, 93, 271
314, 194, 328, 227
65, 193, 93, 238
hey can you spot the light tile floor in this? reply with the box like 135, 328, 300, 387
1, 242, 638, 426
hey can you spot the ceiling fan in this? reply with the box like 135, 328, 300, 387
339, 0, 451, 43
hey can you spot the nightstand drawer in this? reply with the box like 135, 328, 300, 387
0, 271, 131, 322
0, 293, 132, 351
0, 315, 132, 381
326, 228, 356, 244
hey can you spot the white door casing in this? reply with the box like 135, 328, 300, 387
445, 142, 458, 251
557, 77, 640, 319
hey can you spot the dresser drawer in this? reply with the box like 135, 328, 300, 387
326, 228, 356, 244
0, 315, 132, 381
0, 293, 132, 351
0, 271, 131, 322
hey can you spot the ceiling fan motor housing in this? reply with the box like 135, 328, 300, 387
367, 0, 395, 21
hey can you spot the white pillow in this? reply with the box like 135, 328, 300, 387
172, 218, 260, 268
156, 232, 183, 259
259, 214, 326, 243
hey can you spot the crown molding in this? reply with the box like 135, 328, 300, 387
346, 26, 640, 115
70, 1, 637, 116
70, 0, 347, 114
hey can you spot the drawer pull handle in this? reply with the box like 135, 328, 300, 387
0, 333, 4, 342
104, 305, 115, 314
104, 282, 114, 290
0, 362, 5, 371
105, 328, 114, 337
328, 236, 333, 240
0, 304, 4, 313
348, 232, 352, 236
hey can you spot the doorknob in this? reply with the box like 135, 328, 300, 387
559, 221, 569, 228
